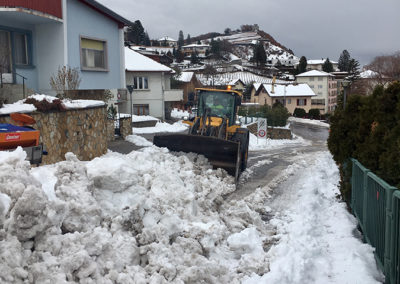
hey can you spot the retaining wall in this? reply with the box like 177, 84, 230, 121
246, 122, 292, 139
0, 106, 109, 164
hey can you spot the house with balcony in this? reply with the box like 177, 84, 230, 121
124, 47, 183, 119
0, 0, 131, 103
250, 83, 315, 114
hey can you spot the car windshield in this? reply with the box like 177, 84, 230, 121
198, 91, 236, 123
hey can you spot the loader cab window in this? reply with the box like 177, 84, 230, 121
198, 91, 236, 124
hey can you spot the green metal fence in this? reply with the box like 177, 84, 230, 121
350, 159, 398, 284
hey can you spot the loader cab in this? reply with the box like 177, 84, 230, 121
196, 89, 241, 126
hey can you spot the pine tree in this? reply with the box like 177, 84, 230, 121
126, 20, 145, 45
176, 49, 184, 63
144, 32, 151, 46
186, 34, 191, 45
190, 51, 199, 64
347, 58, 360, 82
338, 50, 351, 71
210, 39, 221, 59
322, 58, 334, 73
298, 56, 307, 73
178, 30, 184, 49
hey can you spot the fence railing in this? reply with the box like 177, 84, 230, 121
351, 158, 398, 283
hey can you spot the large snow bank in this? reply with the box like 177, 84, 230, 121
125, 134, 153, 147
0, 146, 273, 283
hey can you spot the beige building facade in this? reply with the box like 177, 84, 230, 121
296, 70, 337, 114
250, 83, 316, 114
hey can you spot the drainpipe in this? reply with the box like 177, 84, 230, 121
161, 72, 165, 121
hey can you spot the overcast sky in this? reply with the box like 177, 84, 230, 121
98, 0, 400, 66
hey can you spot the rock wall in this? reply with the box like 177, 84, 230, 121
0, 106, 109, 164
120, 117, 132, 138
246, 123, 292, 139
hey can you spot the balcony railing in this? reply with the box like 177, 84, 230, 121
0, 0, 62, 19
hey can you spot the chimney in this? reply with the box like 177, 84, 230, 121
271, 76, 276, 94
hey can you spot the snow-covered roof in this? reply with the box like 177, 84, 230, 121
158, 36, 176, 42
296, 70, 334, 77
182, 44, 210, 48
307, 59, 338, 65
360, 70, 379, 79
196, 71, 287, 86
125, 47, 172, 72
261, 83, 316, 97
176, 72, 194, 82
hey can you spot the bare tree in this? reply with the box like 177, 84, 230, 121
365, 51, 400, 83
50, 66, 81, 98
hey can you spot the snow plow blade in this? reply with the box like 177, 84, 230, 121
153, 134, 241, 180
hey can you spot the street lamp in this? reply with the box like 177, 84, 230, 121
341, 80, 351, 109
126, 84, 134, 117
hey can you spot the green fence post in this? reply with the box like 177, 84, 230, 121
362, 164, 370, 234
390, 192, 400, 284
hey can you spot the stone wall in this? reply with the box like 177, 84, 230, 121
132, 120, 158, 128
106, 119, 115, 142
246, 122, 292, 139
120, 116, 132, 138
0, 106, 109, 164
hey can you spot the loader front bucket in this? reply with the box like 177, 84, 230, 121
153, 134, 241, 180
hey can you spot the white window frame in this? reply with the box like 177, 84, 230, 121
80, 35, 108, 72
133, 76, 149, 90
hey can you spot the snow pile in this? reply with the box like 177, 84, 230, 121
131, 114, 159, 122
288, 117, 330, 128
0, 147, 273, 283
171, 108, 190, 119
249, 133, 310, 151
125, 134, 153, 147
243, 152, 383, 284
133, 121, 189, 134
0, 94, 105, 115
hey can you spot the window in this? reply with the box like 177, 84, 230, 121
309, 85, 314, 89
310, 77, 314, 81
133, 104, 149, 115
14, 33, 28, 65
1, 29, 32, 68
80, 37, 107, 70
133, 77, 149, 90
318, 85, 323, 89
287, 98, 291, 104
318, 77, 323, 81
297, 99, 307, 106
311, 99, 325, 105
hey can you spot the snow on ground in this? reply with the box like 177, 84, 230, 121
125, 134, 153, 147
133, 121, 189, 134
0, 144, 382, 283
288, 117, 330, 128
249, 133, 311, 151
242, 151, 383, 284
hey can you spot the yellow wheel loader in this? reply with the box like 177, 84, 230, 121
153, 88, 249, 181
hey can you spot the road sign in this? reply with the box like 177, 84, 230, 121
257, 118, 267, 139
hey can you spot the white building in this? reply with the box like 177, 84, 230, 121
306, 59, 339, 72
296, 70, 337, 114
124, 48, 182, 119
